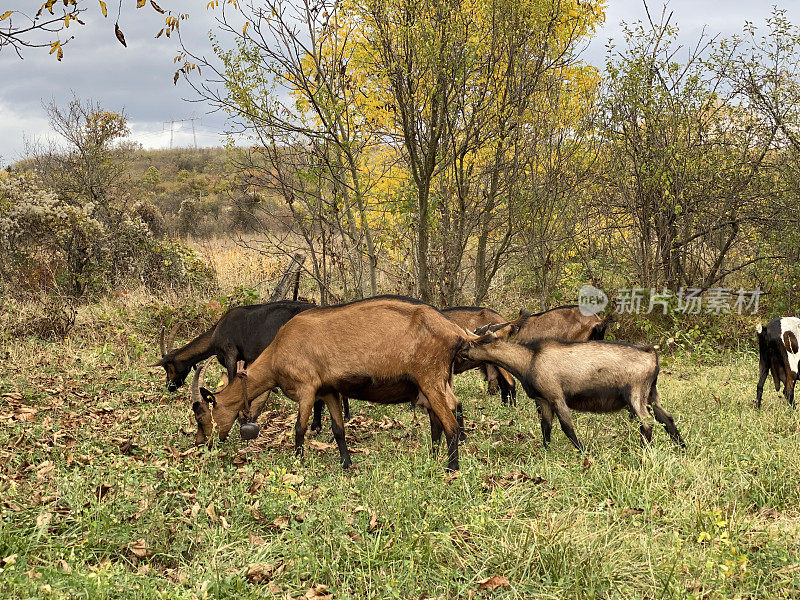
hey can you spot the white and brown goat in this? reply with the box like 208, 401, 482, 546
460, 335, 685, 451
195, 296, 474, 471
756, 317, 800, 408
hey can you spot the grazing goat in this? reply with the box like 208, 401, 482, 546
196, 296, 473, 471
442, 306, 518, 405
152, 301, 314, 392
460, 335, 685, 451
756, 317, 800, 408
514, 305, 611, 343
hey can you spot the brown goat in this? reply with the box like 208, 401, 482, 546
196, 296, 473, 471
460, 335, 684, 451
514, 305, 611, 343
442, 306, 517, 405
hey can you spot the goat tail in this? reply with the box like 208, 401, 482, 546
756, 323, 763, 335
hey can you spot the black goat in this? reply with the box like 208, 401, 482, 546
152, 300, 314, 392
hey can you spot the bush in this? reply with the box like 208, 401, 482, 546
0, 173, 214, 299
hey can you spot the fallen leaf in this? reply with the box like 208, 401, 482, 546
205, 502, 218, 522
129, 538, 148, 558
477, 575, 510, 591
304, 584, 332, 599
307, 440, 335, 451
36, 461, 54, 480
281, 473, 304, 486
2, 554, 17, 565
248, 533, 266, 546
444, 471, 462, 483
346, 530, 363, 542
272, 516, 290, 529
368, 512, 379, 532
96, 484, 114, 501
36, 512, 52, 530
246, 562, 276, 583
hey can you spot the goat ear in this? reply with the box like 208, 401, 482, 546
148, 357, 168, 368
199, 387, 216, 406
519, 308, 532, 318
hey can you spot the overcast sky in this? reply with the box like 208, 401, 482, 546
0, 1, 797, 167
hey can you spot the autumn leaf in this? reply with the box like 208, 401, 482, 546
272, 516, 290, 529
115, 23, 127, 47
444, 471, 461, 483
137, 0, 146, 7
245, 562, 276, 583
98, 0, 107, 18
129, 538, 148, 558
0, 11, 13, 21
36, 512, 52, 530
477, 575, 510, 591
303, 584, 332, 599
205, 502, 217, 522
150, 0, 165, 14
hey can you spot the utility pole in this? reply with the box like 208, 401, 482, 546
163, 114, 201, 149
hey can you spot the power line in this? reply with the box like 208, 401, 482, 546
162, 114, 201, 149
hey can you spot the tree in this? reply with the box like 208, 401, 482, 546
0, 1, 183, 59
185, 0, 389, 302
596, 6, 773, 290
28, 98, 135, 222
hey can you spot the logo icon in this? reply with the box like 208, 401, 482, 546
578, 285, 608, 316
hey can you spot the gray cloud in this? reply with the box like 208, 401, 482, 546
1, 1, 796, 167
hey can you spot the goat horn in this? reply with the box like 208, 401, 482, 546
165, 321, 181, 354
488, 322, 512, 332
159, 325, 166, 357
191, 358, 214, 404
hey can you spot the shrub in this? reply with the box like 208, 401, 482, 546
0, 173, 214, 299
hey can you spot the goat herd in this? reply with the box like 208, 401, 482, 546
151, 295, 797, 472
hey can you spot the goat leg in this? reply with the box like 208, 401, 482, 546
756, 359, 769, 408
429, 410, 444, 450
310, 399, 325, 433
293, 393, 315, 458
322, 393, 351, 469
551, 396, 584, 452
453, 403, 466, 441
786, 375, 797, 408
342, 396, 351, 422
538, 402, 553, 449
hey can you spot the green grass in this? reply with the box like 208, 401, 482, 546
1, 305, 800, 599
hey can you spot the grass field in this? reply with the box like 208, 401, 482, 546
1, 295, 800, 599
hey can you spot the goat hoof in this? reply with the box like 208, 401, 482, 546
239, 422, 260, 440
